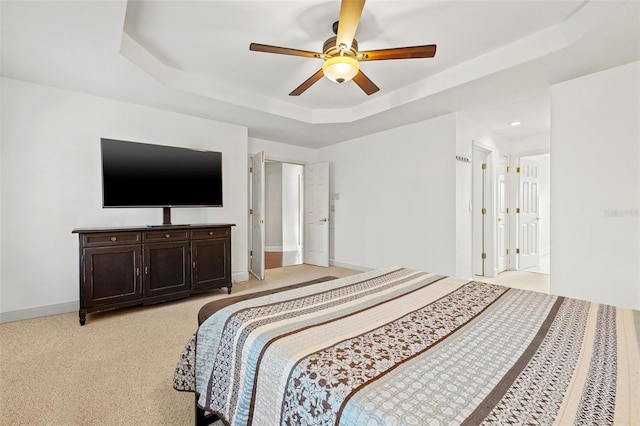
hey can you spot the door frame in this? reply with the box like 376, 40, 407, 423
511, 149, 550, 271
497, 154, 510, 273
472, 142, 499, 278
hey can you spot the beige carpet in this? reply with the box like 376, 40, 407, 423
1, 266, 549, 425
475, 270, 550, 294
0, 265, 357, 426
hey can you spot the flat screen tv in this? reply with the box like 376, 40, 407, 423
101, 138, 222, 224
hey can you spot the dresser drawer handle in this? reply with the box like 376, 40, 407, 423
208, 231, 214, 235
165, 233, 171, 239
110, 236, 117, 242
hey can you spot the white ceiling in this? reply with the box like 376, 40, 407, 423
2, 1, 639, 148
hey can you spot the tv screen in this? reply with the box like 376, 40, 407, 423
101, 138, 223, 208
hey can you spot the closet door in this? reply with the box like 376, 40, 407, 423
518, 158, 540, 270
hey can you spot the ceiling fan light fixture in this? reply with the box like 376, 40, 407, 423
322, 55, 359, 83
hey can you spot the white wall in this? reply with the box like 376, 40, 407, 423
0, 78, 249, 319
509, 132, 550, 155
455, 115, 474, 279
317, 114, 458, 276
248, 137, 317, 164
551, 61, 639, 310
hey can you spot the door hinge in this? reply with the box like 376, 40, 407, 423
250, 208, 253, 214
516, 207, 520, 214
250, 167, 253, 173
482, 252, 487, 259
506, 249, 509, 255
481, 163, 486, 170
516, 248, 520, 254
481, 208, 487, 215
516, 167, 521, 173
506, 208, 509, 214
250, 250, 253, 256
506, 166, 510, 172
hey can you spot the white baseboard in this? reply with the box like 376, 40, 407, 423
1, 272, 252, 324
0, 301, 78, 324
233, 271, 250, 283
329, 259, 372, 272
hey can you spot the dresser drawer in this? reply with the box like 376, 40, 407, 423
191, 227, 230, 240
82, 232, 141, 247
143, 229, 189, 243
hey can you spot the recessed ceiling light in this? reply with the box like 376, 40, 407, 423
510, 121, 521, 127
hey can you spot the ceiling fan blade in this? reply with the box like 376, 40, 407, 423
336, 0, 366, 50
352, 70, 379, 95
359, 45, 437, 61
289, 69, 325, 96
250, 43, 320, 59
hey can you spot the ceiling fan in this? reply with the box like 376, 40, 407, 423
249, 0, 436, 96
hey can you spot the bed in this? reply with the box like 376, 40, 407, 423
173, 268, 640, 425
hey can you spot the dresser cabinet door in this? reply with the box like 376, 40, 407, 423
82, 245, 142, 307
142, 242, 191, 297
192, 239, 230, 290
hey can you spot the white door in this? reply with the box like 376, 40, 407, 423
304, 162, 329, 267
250, 152, 265, 279
518, 157, 540, 270
497, 155, 509, 273
472, 149, 488, 276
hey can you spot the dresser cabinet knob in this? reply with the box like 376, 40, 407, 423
110, 236, 117, 242
208, 231, 213, 235
165, 233, 170, 239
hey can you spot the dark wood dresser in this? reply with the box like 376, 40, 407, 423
72, 224, 234, 325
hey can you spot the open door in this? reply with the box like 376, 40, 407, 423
304, 162, 329, 267
473, 148, 489, 276
250, 152, 265, 279
497, 155, 509, 273
518, 157, 540, 270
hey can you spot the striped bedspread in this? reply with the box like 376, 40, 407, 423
173, 267, 640, 425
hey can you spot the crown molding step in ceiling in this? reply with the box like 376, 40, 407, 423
2, 0, 638, 146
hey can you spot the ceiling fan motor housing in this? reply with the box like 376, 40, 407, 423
323, 36, 358, 57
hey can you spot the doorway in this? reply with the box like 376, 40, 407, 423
250, 153, 330, 279
516, 153, 550, 274
264, 161, 304, 269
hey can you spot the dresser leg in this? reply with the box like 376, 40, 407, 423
79, 310, 87, 326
